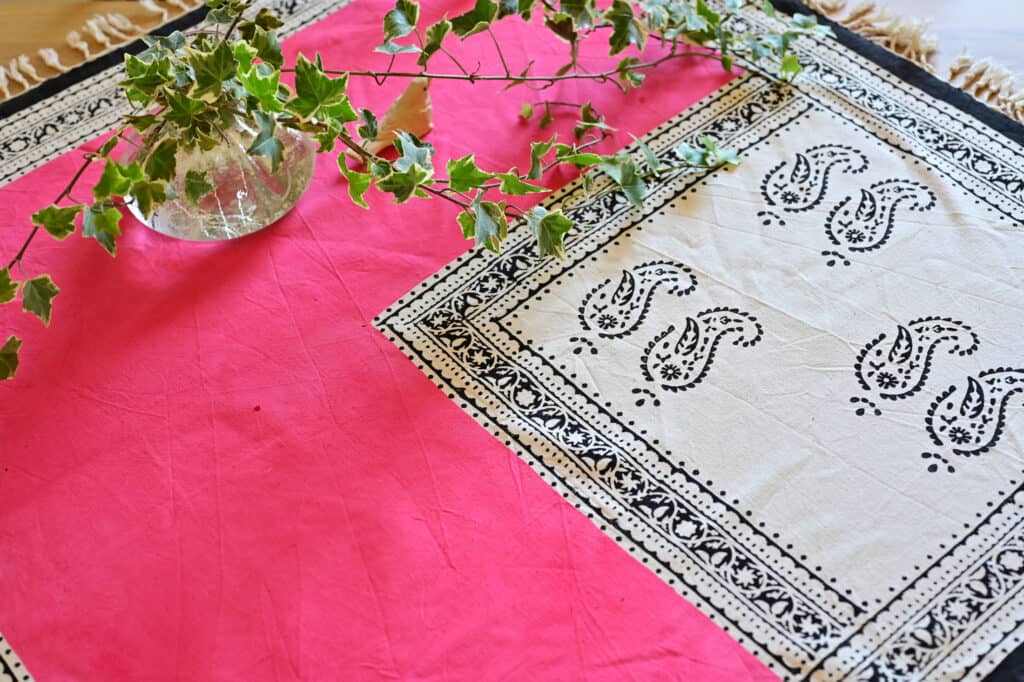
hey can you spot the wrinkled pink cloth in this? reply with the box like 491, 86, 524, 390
0, 2, 775, 680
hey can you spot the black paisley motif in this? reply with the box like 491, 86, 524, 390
579, 261, 698, 338
826, 178, 936, 252
761, 144, 868, 212
641, 307, 763, 392
854, 317, 979, 401
924, 367, 1024, 461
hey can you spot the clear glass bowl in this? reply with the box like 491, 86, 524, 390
125, 115, 317, 241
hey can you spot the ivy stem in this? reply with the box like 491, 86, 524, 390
6, 153, 95, 271
294, 50, 718, 83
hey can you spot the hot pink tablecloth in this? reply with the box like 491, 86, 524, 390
0, 2, 776, 679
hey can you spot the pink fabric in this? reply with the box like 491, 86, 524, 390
0, 2, 775, 680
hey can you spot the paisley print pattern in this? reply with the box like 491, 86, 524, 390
854, 317, 979, 401
924, 368, 1024, 464
825, 178, 936, 253
761, 144, 868, 212
579, 261, 697, 338
641, 308, 763, 392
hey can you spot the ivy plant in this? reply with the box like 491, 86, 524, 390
0, 0, 832, 380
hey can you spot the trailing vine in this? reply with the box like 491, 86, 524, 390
0, 0, 832, 380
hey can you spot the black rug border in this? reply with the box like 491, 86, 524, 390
0, 5, 208, 120
771, 0, 1024, 147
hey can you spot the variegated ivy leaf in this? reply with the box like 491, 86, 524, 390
21, 275, 59, 326
0, 336, 21, 381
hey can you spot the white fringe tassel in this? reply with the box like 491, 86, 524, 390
802, 0, 1023, 122
949, 54, 1024, 123
39, 48, 71, 73
140, 0, 170, 22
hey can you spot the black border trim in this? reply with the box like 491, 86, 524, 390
0, 6, 208, 120
771, 0, 1024, 147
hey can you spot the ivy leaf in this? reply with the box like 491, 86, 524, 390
184, 170, 215, 205
244, 25, 284, 68
239, 64, 283, 111
383, 0, 420, 41
447, 154, 494, 192
418, 19, 452, 66
495, 173, 548, 195
376, 41, 421, 55
528, 135, 556, 179
352, 110, 376, 142
780, 53, 802, 78
83, 204, 123, 256
164, 90, 206, 128
93, 160, 137, 200
762, 0, 777, 18
393, 131, 434, 174
604, 0, 646, 55
144, 138, 178, 182
288, 54, 351, 120
554, 144, 603, 167
560, 0, 597, 30
233, 41, 259, 71
338, 158, 373, 209
31, 204, 84, 241
471, 197, 508, 252
247, 111, 284, 172
597, 154, 646, 206
616, 56, 645, 88
0, 268, 18, 303
632, 135, 663, 175
519, 102, 534, 119
457, 210, 476, 238
538, 103, 554, 129
130, 180, 168, 218
526, 206, 573, 258
450, 0, 498, 38
253, 7, 285, 30
0, 336, 21, 381
376, 164, 431, 203
21, 275, 59, 326
187, 40, 238, 99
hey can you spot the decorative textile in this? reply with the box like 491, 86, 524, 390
377, 5, 1024, 681
0, 2, 772, 680
0, 0, 352, 188
0, 632, 33, 682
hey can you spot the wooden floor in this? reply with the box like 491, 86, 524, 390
883, 0, 1023, 75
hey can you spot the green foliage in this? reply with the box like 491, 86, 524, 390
31, 204, 83, 241
526, 206, 574, 258
0, 336, 21, 381
83, 203, 123, 256
6, 0, 835, 380
451, 0, 498, 38
22, 275, 59, 326
447, 155, 494, 192
184, 170, 216, 205
0, 268, 18, 303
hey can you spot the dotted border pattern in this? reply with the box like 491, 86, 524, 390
0, 632, 33, 682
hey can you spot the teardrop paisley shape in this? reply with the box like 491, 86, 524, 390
855, 317, 979, 401
924, 368, 1024, 460
579, 261, 698, 338
826, 178, 936, 252
641, 307, 763, 392
761, 144, 868, 212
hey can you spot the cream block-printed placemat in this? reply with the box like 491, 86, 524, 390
377, 6, 1024, 679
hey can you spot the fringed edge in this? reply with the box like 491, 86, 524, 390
803, 0, 937, 71
0, 1, 205, 103
948, 54, 1024, 123
801, 0, 1023, 125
